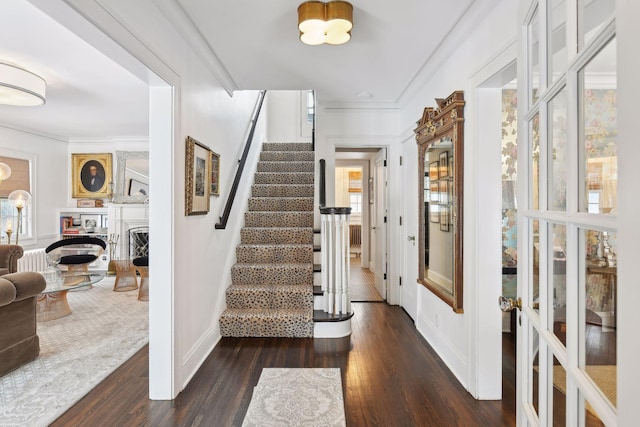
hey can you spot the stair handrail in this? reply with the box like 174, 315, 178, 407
319, 159, 326, 208
311, 90, 316, 151
215, 90, 267, 230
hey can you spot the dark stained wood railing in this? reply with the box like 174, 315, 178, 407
319, 159, 326, 208
215, 90, 266, 229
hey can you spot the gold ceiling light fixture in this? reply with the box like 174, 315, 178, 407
298, 1, 353, 46
0, 61, 46, 106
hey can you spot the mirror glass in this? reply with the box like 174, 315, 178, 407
115, 151, 149, 203
416, 91, 464, 312
423, 140, 454, 293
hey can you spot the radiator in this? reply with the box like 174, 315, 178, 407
18, 248, 48, 272
349, 224, 362, 247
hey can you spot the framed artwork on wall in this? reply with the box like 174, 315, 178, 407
429, 161, 439, 181
439, 180, 448, 205
185, 136, 212, 215
71, 153, 113, 198
430, 203, 440, 223
439, 151, 449, 179
128, 179, 149, 196
440, 205, 449, 231
210, 151, 220, 197
430, 181, 439, 203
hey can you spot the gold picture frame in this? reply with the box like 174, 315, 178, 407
210, 151, 220, 197
72, 153, 113, 198
185, 136, 211, 215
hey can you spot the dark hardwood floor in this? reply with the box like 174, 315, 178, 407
52, 303, 517, 426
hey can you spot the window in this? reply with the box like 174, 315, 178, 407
349, 193, 362, 214
0, 155, 32, 243
306, 90, 315, 123
348, 170, 362, 192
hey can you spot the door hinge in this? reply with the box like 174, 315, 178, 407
384, 216, 387, 223
399, 156, 403, 166
399, 276, 402, 286
399, 216, 402, 226
384, 273, 387, 280
383, 160, 387, 167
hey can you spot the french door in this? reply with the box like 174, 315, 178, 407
517, 1, 617, 425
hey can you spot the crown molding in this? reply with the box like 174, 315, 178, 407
0, 122, 68, 143
396, 0, 502, 108
153, 0, 238, 96
67, 136, 149, 144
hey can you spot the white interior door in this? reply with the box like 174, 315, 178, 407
401, 140, 418, 320
515, 1, 618, 425
372, 148, 388, 300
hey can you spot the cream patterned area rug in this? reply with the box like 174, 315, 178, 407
242, 368, 346, 427
0, 277, 148, 427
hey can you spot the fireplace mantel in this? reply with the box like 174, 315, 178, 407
107, 204, 148, 260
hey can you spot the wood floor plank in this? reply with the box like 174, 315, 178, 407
51, 303, 516, 426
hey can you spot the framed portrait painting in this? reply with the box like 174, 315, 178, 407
72, 153, 113, 198
185, 136, 212, 215
210, 151, 220, 197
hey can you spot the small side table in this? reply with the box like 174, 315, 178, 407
133, 256, 149, 301
113, 259, 138, 292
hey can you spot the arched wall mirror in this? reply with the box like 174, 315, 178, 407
115, 151, 149, 204
415, 91, 464, 312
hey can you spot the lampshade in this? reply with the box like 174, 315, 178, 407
298, 1, 353, 45
0, 62, 46, 106
0, 162, 11, 183
8, 190, 31, 209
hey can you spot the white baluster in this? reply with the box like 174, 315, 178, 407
319, 207, 352, 316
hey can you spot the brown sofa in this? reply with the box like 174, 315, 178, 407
0, 244, 47, 376
0, 244, 24, 276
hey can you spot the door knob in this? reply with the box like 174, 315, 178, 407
499, 296, 522, 312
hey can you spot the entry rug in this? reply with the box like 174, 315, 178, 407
0, 277, 148, 427
242, 368, 346, 427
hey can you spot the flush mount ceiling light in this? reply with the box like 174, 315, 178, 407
298, 1, 353, 46
0, 62, 46, 106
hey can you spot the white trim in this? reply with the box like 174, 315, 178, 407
465, 38, 517, 400
153, 0, 238, 96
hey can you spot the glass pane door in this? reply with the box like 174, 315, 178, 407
518, 0, 617, 425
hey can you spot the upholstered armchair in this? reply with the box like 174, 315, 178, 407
0, 244, 24, 276
0, 271, 46, 376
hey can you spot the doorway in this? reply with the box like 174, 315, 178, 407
335, 148, 387, 302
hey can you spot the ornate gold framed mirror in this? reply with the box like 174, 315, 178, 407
415, 91, 464, 312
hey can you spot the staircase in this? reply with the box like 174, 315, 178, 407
219, 142, 315, 337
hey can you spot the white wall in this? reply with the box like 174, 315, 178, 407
266, 90, 312, 143
398, 0, 518, 396
51, 0, 264, 398
0, 127, 68, 250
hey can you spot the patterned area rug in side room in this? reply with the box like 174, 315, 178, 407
242, 368, 346, 427
0, 277, 148, 427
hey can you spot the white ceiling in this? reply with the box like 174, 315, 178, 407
178, 0, 475, 106
0, 0, 482, 141
0, 0, 150, 142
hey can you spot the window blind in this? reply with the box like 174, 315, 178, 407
0, 156, 31, 197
